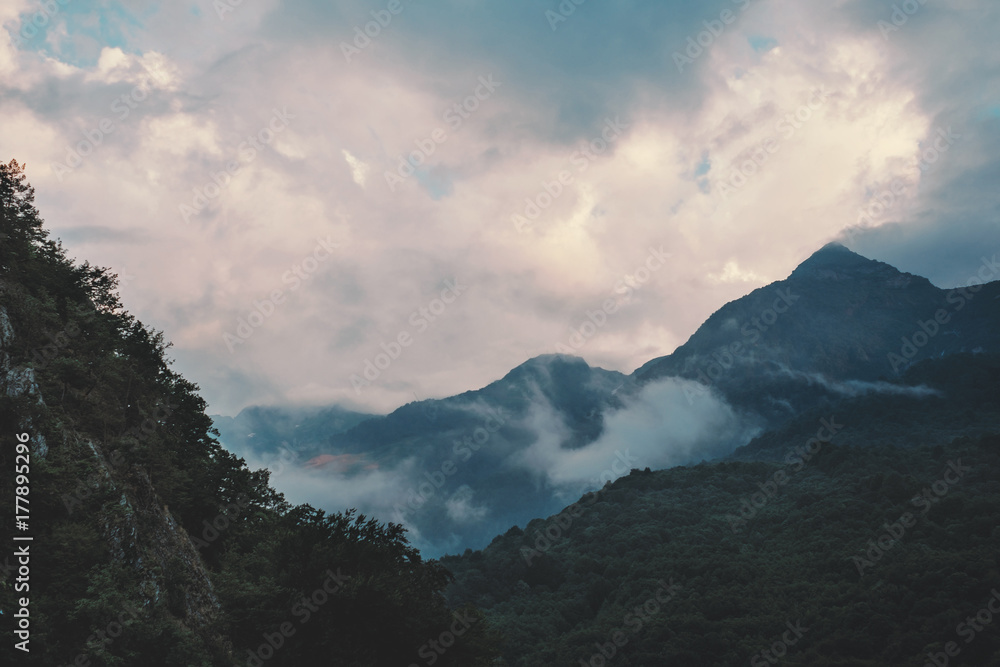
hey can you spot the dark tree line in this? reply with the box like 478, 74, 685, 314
0, 160, 500, 666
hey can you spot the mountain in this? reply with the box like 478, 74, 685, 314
441, 355, 1000, 664
292, 354, 629, 556
213, 244, 1000, 558
211, 403, 376, 464
207, 354, 631, 556
634, 242, 1000, 422
327, 353, 627, 460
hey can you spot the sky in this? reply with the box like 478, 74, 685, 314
2, 0, 998, 417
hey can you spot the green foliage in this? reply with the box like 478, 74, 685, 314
0, 160, 500, 666
444, 435, 1000, 666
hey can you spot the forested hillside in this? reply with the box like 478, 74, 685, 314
442, 356, 1000, 665
444, 432, 1000, 666
0, 160, 499, 666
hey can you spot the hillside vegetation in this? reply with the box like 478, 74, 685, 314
444, 432, 1000, 666
0, 160, 499, 666
443, 359, 1000, 665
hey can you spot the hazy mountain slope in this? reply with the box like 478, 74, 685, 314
211, 355, 631, 557
634, 243, 1000, 422
328, 353, 628, 457
212, 246, 1000, 558
728, 353, 1000, 462
331, 355, 629, 554
211, 403, 376, 463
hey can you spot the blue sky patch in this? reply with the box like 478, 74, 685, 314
748, 36, 779, 53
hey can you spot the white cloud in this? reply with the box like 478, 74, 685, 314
512, 378, 753, 492
444, 485, 489, 523
708, 260, 766, 284
342, 149, 369, 186
86, 48, 181, 90
0, 0, 992, 418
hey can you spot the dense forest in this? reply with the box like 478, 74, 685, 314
443, 432, 1000, 666
0, 160, 499, 666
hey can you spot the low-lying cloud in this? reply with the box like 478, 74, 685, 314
771, 366, 942, 399
513, 376, 755, 494
220, 376, 758, 555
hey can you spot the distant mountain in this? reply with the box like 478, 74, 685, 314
211, 403, 376, 463
327, 354, 628, 555
215, 244, 1000, 558
213, 355, 629, 556
634, 242, 1000, 422
328, 353, 627, 459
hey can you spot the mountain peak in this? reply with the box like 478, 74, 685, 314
789, 242, 892, 281
817, 240, 849, 253
802, 241, 864, 264
494, 353, 624, 398
501, 353, 591, 384
520, 353, 586, 367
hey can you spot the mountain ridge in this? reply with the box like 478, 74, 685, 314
211, 242, 1000, 557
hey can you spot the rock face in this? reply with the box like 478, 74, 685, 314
0, 303, 47, 456
0, 302, 228, 656
88, 438, 226, 643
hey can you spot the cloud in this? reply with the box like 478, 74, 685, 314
769, 366, 942, 399
85, 47, 181, 90
444, 485, 489, 524
708, 260, 767, 284
341, 149, 369, 186
1, 0, 998, 418
228, 439, 419, 523
512, 377, 754, 493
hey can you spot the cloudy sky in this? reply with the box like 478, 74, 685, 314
2, 0, 998, 416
